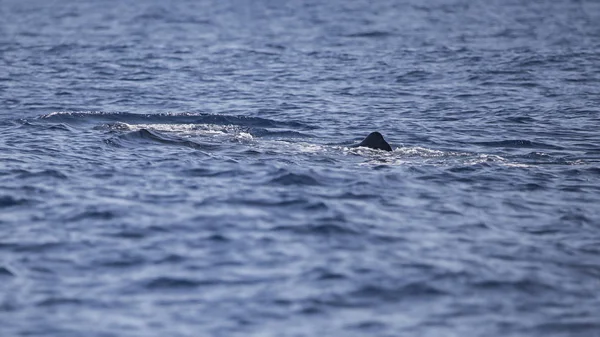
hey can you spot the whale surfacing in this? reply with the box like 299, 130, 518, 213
355, 132, 392, 151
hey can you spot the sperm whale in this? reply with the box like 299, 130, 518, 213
354, 132, 392, 151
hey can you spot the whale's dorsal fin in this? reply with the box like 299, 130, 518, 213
356, 132, 392, 151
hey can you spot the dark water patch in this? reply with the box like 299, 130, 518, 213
273, 221, 359, 236
344, 31, 395, 38
1, 241, 64, 253
305, 267, 347, 281
104, 229, 148, 240
320, 191, 382, 201
503, 116, 538, 124
36, 297, 84, 307
447, 165, 481, 173
67, 210, 118, 222
45, 43, 85, 54
143, 274, 275, 290
562, 169, 588, 177
304, 201, 329, 211
156, 254, 188, 264
0, 301, 20, 313
0, 266, 15, 277
309, 223, 358, 235
203, 233, 231, 243
143, 276, 213, 290
584, 167, 600, 176
118, 71, 156, 82
102, 223, 173, 240
531, 321, 600, 335
416, 171, 460, 184
474, 279, 556, 295
347, 320, 388, 332
515, 183, 547, 191
577, 241, 600, 255
0, 195, 31, 208
139, 192, 188, 203
559, 213, 591, 227
521, 223, 567, 236
443, 221, 491, 234
96, 253, 148, 268
240, 48, 281, 57
233, 197, 310, 209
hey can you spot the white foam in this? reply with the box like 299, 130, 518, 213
124, 123, 243, 137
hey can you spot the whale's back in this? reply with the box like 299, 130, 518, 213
356, 132, 392, 151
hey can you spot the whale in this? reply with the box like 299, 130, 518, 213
353, 132, 392, 151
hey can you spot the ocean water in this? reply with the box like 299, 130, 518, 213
1, 0, 600, 336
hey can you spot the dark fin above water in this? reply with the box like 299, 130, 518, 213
355, 132, 392, 151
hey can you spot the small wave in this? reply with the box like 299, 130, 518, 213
144, 276, 207, 290
141, 275, 256, 290
104, 230, 148, 240
273, 223, 359, 235
313, 281, 446, 308
473, 140, 564, 150
250, 128, 313, 138
67, 210, 118, 222
268, 172, 321, 186
16, 169, 68, 180
99, 255, 147, 268
349, 320, 388, 332
107, 128, 222, 151
531, 321, 600, 335
305, 267, 347, 281
39, 111, 316, 130
474, 278, 556, 294
351, 282, 446, 301
7, 241, 63, 253
396, 70, 441, 83
182, 168, 240, 178
585, 167, 600, 176
45, 43, 81, 54
36, 297, 84, 307
344, 31, 394, 38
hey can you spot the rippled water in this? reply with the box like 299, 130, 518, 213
2, 0, 600, 336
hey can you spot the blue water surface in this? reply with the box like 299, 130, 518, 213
1, 0, 600, 336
